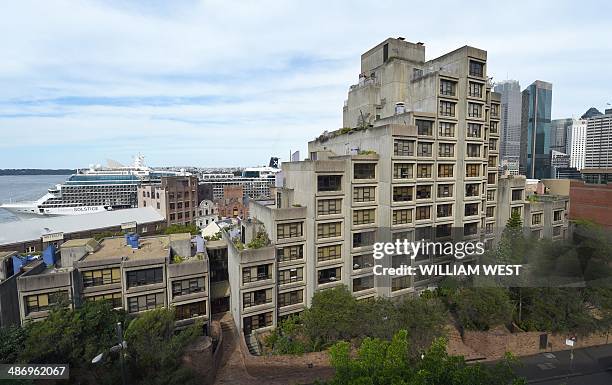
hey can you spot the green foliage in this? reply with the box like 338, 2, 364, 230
164, 224, 199, 235
173, 255, 184, 264
93, 230, 125, 241
297, 286, 447, 356
20, 301, 127, 366
124, 308, 201, 385
204, 231, 222, 241
325, 330, 525, 385
0, 325, 26, 364
339, 127, 352, 134
246, 228, 271, 249
357, 149, 377, 155
452, 287, 514, 331
265, 315, 310, 355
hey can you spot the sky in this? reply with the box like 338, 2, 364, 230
0, 0, 610, 168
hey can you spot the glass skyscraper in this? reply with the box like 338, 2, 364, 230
494, 80, 522, 163
520, 80, 552, 179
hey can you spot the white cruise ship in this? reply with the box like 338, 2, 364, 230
1, 155, 184, 218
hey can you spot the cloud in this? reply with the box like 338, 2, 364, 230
0, 0, 610, 167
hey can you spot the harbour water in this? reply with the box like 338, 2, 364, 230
0, 175, 70, 223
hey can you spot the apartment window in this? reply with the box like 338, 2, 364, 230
244, 312, 273, 332
278, 267, 304, 284
489, 138, 498, 151
468, 82, 483, 98
488, 156, 497, 167
464, 203, 479, 216
277, 245, 304, 262
317, 222, 342, 238
438, 164, 454, 178
511, 189, 523, 201
392, 276, 411, 292
394, 139, 414, 156
415, 206, 431, 220
487, 189, 495, 201
277, 222, 303, 239
172, 277, 205, 297
438, 143, 454, 157
393, 186, 413, 202
317, 198, 341, 215
353, 254, 374, 270
488, 173, 496, 184
468, 103, 482, 118
393, 163, 413, 179
82, 267, 121, 287
353, 209, 375, 225
491, 103, 499, 117
416, 119, 434, 136
553, 226, 562, 237
439, 101, 455, 117
353, 231, 375, 248
175, 301, 207, 320
416, 185, 432, 199
242, 264, 272, 284
436, 224, 452, 238
554, 210, 563, 222
467, 123, 482, 138
437, 204, 452, 218
127, 293, 164, 313
469, 60, 484, 77
467, 144, 481, 158
317, 175, 342, 192
486, 206, 495, 218
440, 79, 456, 96
465, 183, 480, 197
490, 121, 498, 134
243, 289, 272, 308
417, 142, 433, 157
392, 209, 412, 225
353, 275, 374, 293
438, 122, 455, 137
417, 164, 433, 178
318, 267, 341, 285
438, 184, 453, 198
464, 222, 479, 236
354, 163, 376, 179
126, 267, 163, 288
511, 206, 522, 218
317, 244, 342, 262
25, 291, 69, 315
278, 290, 304, 307
485, 223, 495, 235
87, 292, 122, 309
466, 164, 480, 177
353, 186, 376, 202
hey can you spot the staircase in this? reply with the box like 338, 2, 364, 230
245, 333, 262, 356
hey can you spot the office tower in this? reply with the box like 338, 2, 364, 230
584, 109, 612, 183
494, 80, 522, 163
550, 118, 571, 154
520, 80, 553, 179
567, 117, 587, 170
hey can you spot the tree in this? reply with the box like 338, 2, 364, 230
124, 308, 201, 385
325, 330, 526, 385
496, 211, 525, 265
0, 325, 26, 364
452, 287, 514, 331
302, 286, 359, 348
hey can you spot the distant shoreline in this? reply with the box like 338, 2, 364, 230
0, 169, 75, 176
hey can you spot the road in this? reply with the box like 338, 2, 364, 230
515, 344, 612, 384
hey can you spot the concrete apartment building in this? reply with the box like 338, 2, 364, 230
223, 38, 513, 337
6, 233, 210, 332
138, 175, 199, 227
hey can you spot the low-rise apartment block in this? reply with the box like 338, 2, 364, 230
138, 175, 199, 226
8, 233, 210, 332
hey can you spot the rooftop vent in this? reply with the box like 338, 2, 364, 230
416, 42, 424, 46
397, 37, 405, 41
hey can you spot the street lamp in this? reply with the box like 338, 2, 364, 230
91, 322, 127, 385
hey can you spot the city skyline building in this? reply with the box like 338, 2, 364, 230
494, 80, 522, 164
585, 108, 612, 170
520, 80, 553, 179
